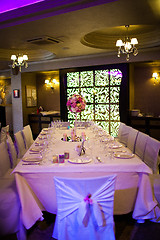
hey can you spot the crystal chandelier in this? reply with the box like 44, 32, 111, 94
116, 25, 138, 61
11, 54, 28, 72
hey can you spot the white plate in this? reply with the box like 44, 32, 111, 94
38, 136, 47, 140
109, 144, 122, 149
42, 128, 48, 131
114, 153, 134, 159
30, 147, 43, 153
35, 141, 44, 146
22, 157, 42, 162
68, 158, 92, 164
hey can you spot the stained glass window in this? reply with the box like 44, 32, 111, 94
66, 68, 122, 137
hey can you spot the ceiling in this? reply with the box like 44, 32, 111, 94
0, 0, 160, 71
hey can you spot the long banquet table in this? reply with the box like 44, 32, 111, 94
13, 126, 160, 239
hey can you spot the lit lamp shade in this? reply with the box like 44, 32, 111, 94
11, 55, 17, 60
152, 72, 158, 79
45, 79, 50, 84
131, 38, 138, 45
23, 55, 28, 61
116, 39, 123, 47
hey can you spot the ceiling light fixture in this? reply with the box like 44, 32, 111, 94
11, 54, 28, 72
116, 25, 138, 61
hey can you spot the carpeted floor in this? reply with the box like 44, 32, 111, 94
1, 212, 160, 240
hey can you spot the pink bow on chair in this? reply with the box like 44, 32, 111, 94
84, 193, 93, 205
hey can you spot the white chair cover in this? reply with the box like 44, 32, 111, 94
22, 125, 34, 149
143, 137, 160, 173
0, 125, 9, 143
135, 132, 149, 160
53, 175, 117, 240
14, 131, 26, 159
149, 174, 160, 204
6, 135, 18, 168
0, 142, 11, 177
117, 122, 125, 140
0, 177, 20, 236
118, 123, 131, 146
127, 128, 139, 153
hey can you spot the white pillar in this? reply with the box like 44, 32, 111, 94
11, 72, 23, 133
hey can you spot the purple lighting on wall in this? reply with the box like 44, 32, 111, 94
0, 0, 117, 29
0, 0, 45, 14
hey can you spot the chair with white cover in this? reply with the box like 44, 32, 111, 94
22, 125, 34, 149
135, 131, 149, 160
0, 141, 12, 177
6, 135, 18, 168
143, 136, 160, 174
118, 123, 131, 147
14, 131, 27, 159
52, 175, 117, 240
149, 174, 160, 205
127, 127, 139, 153
0, 141, 21, 238
0, 125, 9, 143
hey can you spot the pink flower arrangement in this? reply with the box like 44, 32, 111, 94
67, 94, 86, 113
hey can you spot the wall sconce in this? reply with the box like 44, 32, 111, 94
45, 78, 58, 92
152, 72, 160, 85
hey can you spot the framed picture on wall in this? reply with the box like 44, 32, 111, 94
13, 89, 20, 98
26, 85, 37, 107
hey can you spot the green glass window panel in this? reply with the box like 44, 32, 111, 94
110, 121, 120, 137
110, 105, 120, 121
110, 69, 122, 86
67, 88, 80, 99
81, 88, 94, 103
95, 87, 109, 103
81, 105, 94, 120
96, 121, 109, 133
67, 72, 79, 87
80, 71, 93, 87
110, 87, 120, 103
68, 111, 81, 120
69, 120, 74, 128
95, 70, 109, 86
95, 105, 109, 120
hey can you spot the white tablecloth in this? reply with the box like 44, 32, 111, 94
13, 128, 159, 231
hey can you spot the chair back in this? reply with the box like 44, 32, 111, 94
0, 125, 9, 143
6, 135, 18, 168
22, 125, 34, 149
0, 141, 11, 177
118, 123, 131, 146
143, 137, 160, 173
14, 131, 26, 158
127, 128, 139, 153
53, 175, 116, 240
135, 131, 149, 160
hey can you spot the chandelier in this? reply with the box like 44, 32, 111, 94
11, 54, 28, 72
116, 25, 138, 61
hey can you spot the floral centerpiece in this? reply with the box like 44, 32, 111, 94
67, 94, 86, 138
67, 94, 86, 113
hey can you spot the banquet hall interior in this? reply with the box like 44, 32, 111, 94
0, 0, 160, 240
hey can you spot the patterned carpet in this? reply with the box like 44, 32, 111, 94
1, 212, 160, 240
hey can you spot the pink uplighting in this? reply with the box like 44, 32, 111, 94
0, 0, 45, 14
